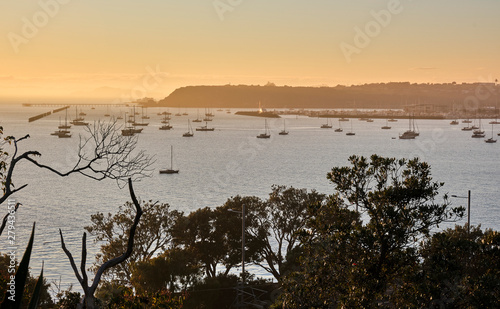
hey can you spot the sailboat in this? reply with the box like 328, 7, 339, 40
183, 120, 194, 137
320, 118, 332, 128
159, 112, 173, 130
196, 121, 215, 131
346, 120, 355, 136
485, 124, 497, 143
133, 106, 149, 126
192, 109, 202, 122
257, 119, 271, 138
472, 118, 484, 134
381, 119, 391, 130
58, 108, 71, 129
400, 114, 419, 138
334, 119, 343, 132
71, 106, 88, 126
141, 107, 150, 119
122, 112, 143, 135
159, 145, 179, 174
104, 105, 111, 117
50, 127, 71, 138
279, 119, 289, 135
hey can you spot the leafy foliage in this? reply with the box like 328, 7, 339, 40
277, 155, 465, 308
85, 200, 182, 284
131, 248, 200, 293
249, 185, 325, 280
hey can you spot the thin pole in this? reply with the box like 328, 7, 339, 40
171, 145, 173, 169
242, 203, 245, 286
467, 190, 471, 234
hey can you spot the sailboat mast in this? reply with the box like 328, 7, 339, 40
170, 145, 175, 170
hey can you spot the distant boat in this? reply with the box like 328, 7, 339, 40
471, 132, 485, 138
58, 109, 71, 129
485, 124, 497, 143
462, 119, 472, 123
472, 118, 483, 133
71, 119, 89, 126
335, 119, 343, 132
450, 120, 459, 125
159, 113, 173, 130
257, 119, 271, 138
141, 107, 150, 119
400, 114, 419, 138
183, 120, 194, 137
50, 130, 71, 138
205, 108, 214, 117
339, 117, 349, 122
279, 119, 289, 135
159, 123, 173, 130
320, 118, 332, 129
121, 113, 143, 136
71, 107, 88, 126
346, 120, 355, 136
193, 110, 202, 122
133, 107, 149, 126
159, 145, 179, 174
366, 119, 374, 123
196, 122, 215, 131
388, 118, 398, 122
381, 119, 391, 130
462, 125, 473, 131
399, 132, 415, 139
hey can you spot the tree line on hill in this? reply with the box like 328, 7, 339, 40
148, 82, 500, 111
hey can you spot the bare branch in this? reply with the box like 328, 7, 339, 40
90, 178, 143, 292
59, 229, 85, 286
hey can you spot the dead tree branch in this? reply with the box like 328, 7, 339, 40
59, 178, 143, 308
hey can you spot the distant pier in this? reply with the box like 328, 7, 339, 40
28, 105, 71, 122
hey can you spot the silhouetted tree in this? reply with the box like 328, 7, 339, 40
248, 185, 325, 281
59, 178, 143, 309
85, 200, 181, 284
277, 155, 465, 308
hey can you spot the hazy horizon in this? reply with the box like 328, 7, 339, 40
1, 1, 499, 103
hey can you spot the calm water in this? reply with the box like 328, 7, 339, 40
1, 104, 499, 292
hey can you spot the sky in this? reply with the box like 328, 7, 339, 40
1, 0, 499, 103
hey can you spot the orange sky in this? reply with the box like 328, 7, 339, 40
1, 0, 499, 103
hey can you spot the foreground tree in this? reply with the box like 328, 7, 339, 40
85, 200, 181, 285
171, 202, 249, 278
247, 185, 325, 281
59, 178, 143, 309
413, 225, 500, 308
130, 248, 200, 293
277, 155, 465, 308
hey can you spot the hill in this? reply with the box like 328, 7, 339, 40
154, 82, 499, 111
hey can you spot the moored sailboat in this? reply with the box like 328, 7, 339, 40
159, 145, 179, 174
257, 119, 271, 138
